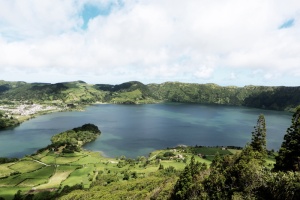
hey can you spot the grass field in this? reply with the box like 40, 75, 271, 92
0, 163, 15, 178
0, 187, 30, 200
9, 160, 44, 173
191, 147, 233, 156
21, 166, 55, 179
0, 166, 55, 187
56, 155, 83, 164
0, 174, 26, 187
265, 157, 276, 169
18, 178, 48, 187
0, 146, 276, 199
227, 149, 242, 155
40, 155, 57, 164
31, 150, 49, 160
72, 153, 102, 165
61, 165, 95, 188
36, 165, 76, 189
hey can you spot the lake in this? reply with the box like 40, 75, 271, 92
0, 103, 292, 158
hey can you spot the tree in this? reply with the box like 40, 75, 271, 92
250, 114, 267, 156
171, 156, 207, 199
275, 107, 300, 171
205, 146, 267, 199
13, 190, 23, 200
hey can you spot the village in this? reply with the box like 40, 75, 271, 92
0, 103, 61, 117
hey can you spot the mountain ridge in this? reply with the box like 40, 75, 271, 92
0, 80, 299, 111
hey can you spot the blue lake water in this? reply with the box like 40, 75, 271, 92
0, 103, 292, 158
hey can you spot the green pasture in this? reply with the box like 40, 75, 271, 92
111, 89, 143, 103
160, 160, 186, 170
94, 162, 128, 173
0, 187, 30, 200
61, 152, 86, 157
31, 150, 49, 160
56, 155, 83, 164
265, 157, 276, 169
62, 165, 95, 188
36, 165, 76, 189
227, 149, 242, 155
130, 165, 158, 175
72, 154, 102, 165
0, 146, 278, 199
0, 163, 15, 178
9, 160, 43, 173
18, 178, 48, 187
40, 155, 56, 164
0, 166, 55, 188
0, 174, 25, 187
21, 166, 55, 179
191, 147, 232, 156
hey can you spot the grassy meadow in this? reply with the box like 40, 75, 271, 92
0, 145, 273, 199
0, 145, 231, 199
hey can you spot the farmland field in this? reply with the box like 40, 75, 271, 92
61, 165, 95, 188
9, 160, 44, 173
36, 165, 76, 189
0, 163, 14, 178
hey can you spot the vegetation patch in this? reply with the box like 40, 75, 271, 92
17, 178, 48, 187
0, 187, 30, 200
21, 166, 56, 179
62, 165, 95, 188
55, 156, 83, 165
71, 154, 101, 165
9, 160, 43, 173
0, 163, 15, 178
40, 155, 57, 165
36, 166, 76, 189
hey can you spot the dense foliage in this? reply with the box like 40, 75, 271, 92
0, 81, 107, 104
0, 110, 19, 129
250, 114, 267, 156
275, 107, 300, 171
168, 110, 300, 200
171, 156, 208, 199
202, 146, 300, 200
0, 157, 18, 164
51, 123, 101, 147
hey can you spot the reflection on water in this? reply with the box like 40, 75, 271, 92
0, 103, 292, 158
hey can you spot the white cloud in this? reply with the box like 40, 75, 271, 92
229, 72, 237, 80
194, 66, 214, 79
0, 0, 300, 85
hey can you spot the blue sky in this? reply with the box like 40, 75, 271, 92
0, 0, 300, 86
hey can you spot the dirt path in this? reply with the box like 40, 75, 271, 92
32, 159, 50, 166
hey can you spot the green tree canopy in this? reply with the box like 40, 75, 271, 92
275, 107, 300, 171
250, 114, 267, 156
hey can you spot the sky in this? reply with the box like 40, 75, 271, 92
0, 0, 300, 86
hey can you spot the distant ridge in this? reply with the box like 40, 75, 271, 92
0, 80, 299, 111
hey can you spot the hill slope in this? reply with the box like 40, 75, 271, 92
1, 80, 300, 110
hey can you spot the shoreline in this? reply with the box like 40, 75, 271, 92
1, 101, 294, 131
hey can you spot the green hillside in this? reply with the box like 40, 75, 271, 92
0, 80, 107, 105
1, 80, 300, 110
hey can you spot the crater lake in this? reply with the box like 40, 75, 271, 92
0, 103, 292, 158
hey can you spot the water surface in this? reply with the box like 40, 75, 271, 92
0, 103, 292, 158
